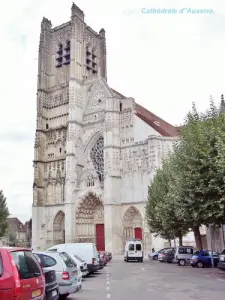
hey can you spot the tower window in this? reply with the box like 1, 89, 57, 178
64, 41, 70, 65
86, 174, 95, 187
86, 46, 97, 75
56, 43, 63, 68
120, 103, 122, 112
46, 124, 49, 129
59, 148, 62, 153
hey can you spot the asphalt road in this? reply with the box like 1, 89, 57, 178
68, 258, 225, 300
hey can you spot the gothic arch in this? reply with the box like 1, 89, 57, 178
53, 210, 65, 244
84, 131, 103, 154
123, 206, 143, 240
75, 192, 104, 243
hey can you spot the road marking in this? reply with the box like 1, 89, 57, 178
106, 286, 110, 290
107, 294, 111, 298
106, 280, 110, 285
204, 275, 210, 278
141, 268, 145, 271
216, 278, 225, 282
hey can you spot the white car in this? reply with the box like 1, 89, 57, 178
72, 254, 89, 277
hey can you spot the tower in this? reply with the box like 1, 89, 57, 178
32, 3, 107, 250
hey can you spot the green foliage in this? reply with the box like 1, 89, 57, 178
0, 190, 9, 237
146, 99, 225, 240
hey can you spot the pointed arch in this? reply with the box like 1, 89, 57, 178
84, 131, 103, 154
123, 206, 143, 240
53, 210, 65, 244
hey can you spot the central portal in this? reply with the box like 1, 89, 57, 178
75, 192, 105, 247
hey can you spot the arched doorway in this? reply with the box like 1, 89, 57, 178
53, 211, 65, 244
76, 192, 105, 251
123, 206, 143, 242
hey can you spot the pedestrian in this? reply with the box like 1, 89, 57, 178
152, 247, 155, 253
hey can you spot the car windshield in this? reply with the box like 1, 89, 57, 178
74, 254, 84, 262
59, 252, 76, 268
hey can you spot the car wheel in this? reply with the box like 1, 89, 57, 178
179, 259, 186, 266
197, 261, 204, 268
153, 256, 158, 260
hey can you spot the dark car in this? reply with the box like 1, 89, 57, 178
218, 249, 225, 271
158, 248, 175, 263
98, 253, 105, 269
105, 252, 112, 261
191, 250, 219, 268
34, 255, 59, 300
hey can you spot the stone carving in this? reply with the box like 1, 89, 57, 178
67, 123, 81, 142
123, 206, 143, 228
90, 136, 104, 183
84, 29, 100, 56
66, 159, 72, 181
53, 210, 65, 244
85, 91, 106, 114
76, 192, 104, 224
44, 87, 69, 109
46, 129, 67, 145
52, 24, 72, 51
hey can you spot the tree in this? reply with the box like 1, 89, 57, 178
146, 99, 225, 249
172, 101, 225, 248
0, 190, 9, 237
146, 158, 189, 245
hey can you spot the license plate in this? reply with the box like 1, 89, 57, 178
32, 289, 41, 297
52, 290, 57, 297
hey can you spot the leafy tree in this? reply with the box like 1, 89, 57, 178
146, 99, 225, 249
0, 190, 9, 237
146, 158, 189, 245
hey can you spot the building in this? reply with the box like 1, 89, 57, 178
32, 3, 180, 254
5, 217, 28, 247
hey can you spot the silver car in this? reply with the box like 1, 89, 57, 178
34, 251, 79, 299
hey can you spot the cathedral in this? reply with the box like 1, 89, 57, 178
32, 3, 180, 254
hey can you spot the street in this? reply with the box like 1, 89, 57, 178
68, 258, 225, 300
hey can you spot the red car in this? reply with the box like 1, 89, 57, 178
0, 247, 45, 300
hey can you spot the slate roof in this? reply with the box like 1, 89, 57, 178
110, 88, 180, 137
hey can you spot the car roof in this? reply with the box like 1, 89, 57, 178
0, 247, 32, 252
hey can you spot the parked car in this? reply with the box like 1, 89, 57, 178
47, 243, 100, 274
34, 255, 59, 300
99, 251, 108, 265
148, 248, 171, 260
174, 246, 195, 266
105, 251, 112, 261
34, 251, 79, 299
218, 249, 225, 271
190, 250, 220, 268
0, 247, 45, 300
72, 254, 88, 277
124, 239, 143, 262
158, 248, 175, 263
98, 254, 105, 269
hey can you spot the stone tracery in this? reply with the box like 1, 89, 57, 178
53, 210, 65, 244
123, 206, 143, 240
90, 136, 104, 183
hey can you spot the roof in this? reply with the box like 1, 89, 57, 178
111, 88, 180, 137
7, 217, 26, 233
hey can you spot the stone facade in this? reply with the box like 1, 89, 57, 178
32, 3, 180, 254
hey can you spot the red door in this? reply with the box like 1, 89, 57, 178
134, 227, 143, 240
96, 224, 105, 251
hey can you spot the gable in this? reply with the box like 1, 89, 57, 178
84, 78, 113, 115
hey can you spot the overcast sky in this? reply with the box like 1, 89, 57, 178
0, 0, 225, 222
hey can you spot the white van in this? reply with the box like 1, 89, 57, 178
124, 239, 143, 262
47, 243, 100, 274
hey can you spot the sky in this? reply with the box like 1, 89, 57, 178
0, 0, 225, 222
